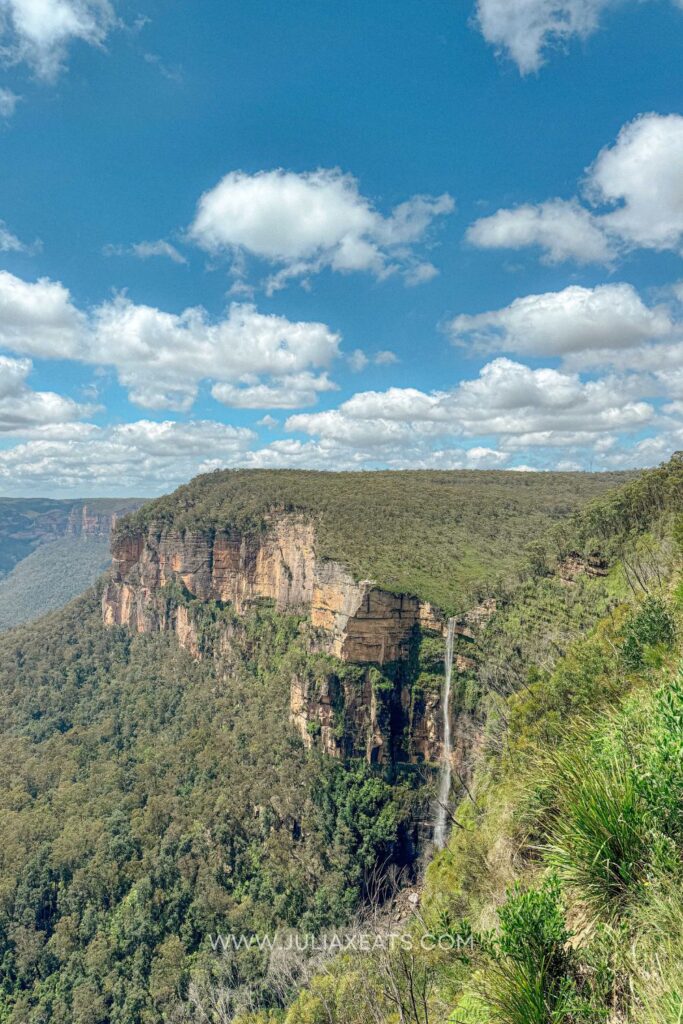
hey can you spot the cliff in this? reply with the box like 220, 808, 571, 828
65, 502, 140, 539
102, 514, 445, 664
102, 513, 480, 768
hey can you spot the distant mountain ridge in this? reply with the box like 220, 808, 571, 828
0, 497, 146, 630
0, 497, 145, 579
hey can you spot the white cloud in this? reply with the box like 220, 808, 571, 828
475, 0, 606, 74
347, 348, 399, 372
403, 261, 439, 286
0, 354, 91, 430
0, 419, 254, 494
246, 437, 510, 471
449, 283, 673, 356
0, 353, 674, 486
91, 297, 340, 411
256, 414, 278, 429
347, 350, 368, 373
468, 114, 683, 263
0, 88, 19, 117
188, 168, 454, 290
374, 350, 399, 366
131, 240, 187, 264
104, 239, 187, 264
285, 358, 652, 449
475, 0, 682, 74
587, 113, 683, 252
0, 271, 86, 357
211, 371, 337, 409
0, 270, 341, 410
467, 200, 613, 264
0, 220, 39, 254
0, 0, 115, 79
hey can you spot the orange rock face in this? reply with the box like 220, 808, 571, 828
101, 512, 485, 770
103, 514, 443, 665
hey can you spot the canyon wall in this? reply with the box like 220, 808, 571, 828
66, 503, 142, 539
102, 513, 490, 771
0, 498, 145, 578
102, 514, 445, 664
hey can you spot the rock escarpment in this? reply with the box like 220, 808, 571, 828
66, 503, 140, 539
103, 514, 444, 665
102, 512, 490, 769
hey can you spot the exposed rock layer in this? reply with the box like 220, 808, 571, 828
102, 514, 489, 775
102, 515, 445, 665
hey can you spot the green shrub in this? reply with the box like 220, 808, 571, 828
477, 878, 601, 1024
635, 673, 683, 844
544, 749, 648, 924
496, 877, 570, 974
621, 598, 675, 671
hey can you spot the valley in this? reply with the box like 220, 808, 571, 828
1, 462, 679, 1022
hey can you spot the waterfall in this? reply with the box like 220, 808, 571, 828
433, 617, 457, 850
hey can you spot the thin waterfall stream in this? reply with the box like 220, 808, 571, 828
433, 617, 457, 849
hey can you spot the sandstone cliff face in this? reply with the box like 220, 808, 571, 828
66, 503, 140, 539
103, 514, 444, 664
101, 513, 490, 773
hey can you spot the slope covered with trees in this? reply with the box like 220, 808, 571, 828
0, 592, 420, 1023
1, 460, 680, 1024
0, 537, 111, 631
0, 498, 145, 631
277, 455, 683, 1024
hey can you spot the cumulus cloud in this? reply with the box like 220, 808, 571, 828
0, 270, 341, 411
0, 354, 91, 430
0, 0, 115, 79
285, 358, 653, 449
475, 0, 682, 74
0, 271, 87, 358
0, 419, 254, 494
467, 200, 613, 264
468, 114, 683, 263
449, 283, 674, 357
91, 297, 340, 411
211, 372, 337, 409
587, 113, 683, 252
188, 168, 454, 290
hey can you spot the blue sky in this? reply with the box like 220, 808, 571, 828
0, 0, 682, 494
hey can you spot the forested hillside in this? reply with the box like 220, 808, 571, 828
278, 456, 683, 1024
0, 538, 110, 630
0, 498, 144, 631
0, 593, 419, 1023
0, 460, 681, 1024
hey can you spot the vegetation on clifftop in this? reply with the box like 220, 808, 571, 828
117, 468, 632, 612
